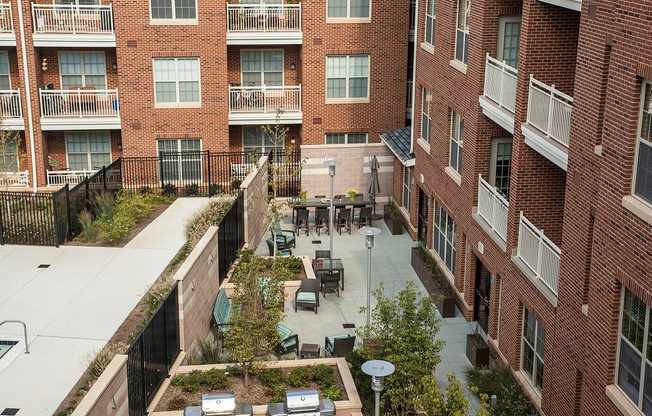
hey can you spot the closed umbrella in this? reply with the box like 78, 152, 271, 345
368, 155, 382, 219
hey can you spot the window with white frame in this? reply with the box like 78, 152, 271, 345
403, 166, 411, 214
325, 133, 367, 144
0, 52, 10, 91
455, 0, 470, 65
489, 138, 512, 198
153, 58, 200, 103
424, 0, 436, 45
635, 80, 652, 206
421, 87, 431, 144
243, 126, 283, 156
59, 52, 106, 90
450, 109, 463, 175
497, 16, 521, 70
433, 201, 456, 273
157, 139, 202, 181
617, 288, 652, 414
327, 0, 370, 18
326, 55, 369, 99
241, 50, 283, 87
0, 136, 18, 171
66, 132, 111, 171
150, 0, 197, 20
521, 308, 545, 394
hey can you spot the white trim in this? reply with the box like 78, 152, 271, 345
325, 54, 370, 100
40, 117, 121, 130
489, 137, 512, 193
419, 42, 434, 54
325, 0, 371, 20
622, 195, 652, 226
633, 80, 652, 208
17, 1, 37, 192
242, 126, 284, 154
152, 57, 201, 105
479, 95, 515, 134
450, 108, 463, 175
58, 51, 107, 90
421, 86, 431, 144
454, 0, 470, 65
537, 0, 581, 12
521, 123, 568, 171
402, 165, 411, 214
0, 51, 10, 89
445, 166, 462, 186
150, 19, 198, 25
228, 111, 303, 125
240, 49, 284, 87
31, 33, 116, 48
149, 0, 197, 21
324, 132, 368, 144
416, 137, 430, 153
226, 32, 303, 45
423, 0, 435, 45
64, 131, 112, 171
496, 15, 521, 68
0, 33, 17, 47
449, 59, 467, 74
520, 307, 545, 396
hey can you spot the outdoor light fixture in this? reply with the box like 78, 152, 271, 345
290, 136, 296, 144
112, 62, 117, 70
117, 143, 122, 150
359, 227, 381, 329
290, 63, 296, 70
361, 360, 395, 416
323, 159, 341, 257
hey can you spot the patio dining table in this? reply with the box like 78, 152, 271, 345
312, 258, 345, 291
290, 196, 375, 222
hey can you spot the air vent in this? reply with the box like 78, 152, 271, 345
311, 240, 322, 245
1, 409, 20, 415
342, 323, 355, 329
37, 264, 50, 269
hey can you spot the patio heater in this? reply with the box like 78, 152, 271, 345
361, 360, 395, 416
323, 159, 341, 257
358, 227, 381, 329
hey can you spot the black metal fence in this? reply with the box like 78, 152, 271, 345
126, 283, 180, 416
218, 191, 245, 285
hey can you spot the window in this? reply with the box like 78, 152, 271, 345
497, 16, 521, 69
325, 133, 367, 144
450, 109, 463, 175
455, 0, 470, 65
326, 55, 369, 99
153, 58, 200, 103
634, 80, 652, 206
617, 288, 652, 415
0, 136, 18, 171
59, 52, 106, 90
243, 127, 283, 156
157, 139, 202, 181
150, 0, 197, 20
66, 132, 111, 171
424, 0, 436, 45
403, 166, 411, 214
421, 87, 431, 144
433, 202, 456, 274
241, 50, 283, 87
0, 52, 10, 91
489, 138, 512, 198
521, 308, 545, 394
327, 0, 370, 19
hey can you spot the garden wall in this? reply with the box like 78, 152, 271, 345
300, 143, 394, 203
70, 355, 128, 416
241, 155, 269, 248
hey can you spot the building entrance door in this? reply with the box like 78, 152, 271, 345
473, 258, 491, 335
417, 188, 428, 243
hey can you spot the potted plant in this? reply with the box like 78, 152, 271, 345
466, 322, 490, 368
382, 197, 403, 235
410, 243, 456, 318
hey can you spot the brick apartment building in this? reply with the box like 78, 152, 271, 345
382, 0, 652, 414
0, 0, 408, 189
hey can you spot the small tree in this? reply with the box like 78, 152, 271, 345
223, 254, 285, 386
0, 119, 24, 192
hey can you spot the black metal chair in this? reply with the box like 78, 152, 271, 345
358, 206, 373, 228
315, 250, 331, 259
352, 193, 364, 223
315, 195, 326, 199
315, 207, 330, 236
295, 278, 320, 314
294, 208, 309, 236
336, 207, 351, 235
324, 334, 356, 357
320, 271, 340, 297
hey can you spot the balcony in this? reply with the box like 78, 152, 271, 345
0, 3, 16, 46
479, 53, 517, 133
228, 85, 302, 125
406, 80, 413, 119
538, 0, 581, 12
521, 75, 572, 170
0, 170, 29, 187
46, 169, 96, 186
473, 175, 508, 249
32, 3, 115, 47
39, 88, 121, 130
226, 4, 302, 45
513, 212, 561, 303
0, 90, 24, 130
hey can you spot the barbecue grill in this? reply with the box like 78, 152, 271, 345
183, 393, 253, 416
267, 389, 336, 416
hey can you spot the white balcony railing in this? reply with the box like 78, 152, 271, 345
227, 4, 301, 32
517, 212, 561, 295
0, 170, 28, 187
406, 80, 413, 111
0, 90, 22, 118
484, 53, 518, 114
477, 175, 509, 242
47, 169, 97, 186
526, 75, 573, 148
228, 85, 301, 114
32, 3, 114, 34
0, 3, 14, 33
39, 89, 120, 118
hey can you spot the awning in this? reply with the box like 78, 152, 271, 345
379, 126, 415, 167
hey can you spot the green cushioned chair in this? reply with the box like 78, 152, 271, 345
212, 289, 232, 335
270, 222, 296, 250
294, 278, 320, 314
276, 323, 299, 355
325, 334, 356, 357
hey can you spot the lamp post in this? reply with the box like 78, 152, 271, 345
358, 227, 381, 329
323, 159, 341, 257
361, 360, 395, 416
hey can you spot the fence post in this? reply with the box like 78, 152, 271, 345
66, 184, 71, 240
102, 165, 107, 189
52, 190, 60, 247
207, 150, 212, 197
84, 176, 90, 211
0, 193, 4, 246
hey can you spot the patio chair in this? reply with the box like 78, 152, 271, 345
315, 195, 326, 199
320, 271, 340, 298
352, 193, 364, 222
276, 323, 299, 355
295, 208, 309, 236
212, 289, 232, 336
270, 222, 296, 249
294, 278, 320, 314
266, 238, 293, 256
336, 207, 351, 235
324, 334, 356, 357
357, 206, 373, 229
315, 250, 331, 259
315, 208, 330, 236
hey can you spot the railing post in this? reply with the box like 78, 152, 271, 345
536, 226, 545, 280
109, 3, 114, 34
65, 184, 71, 242
207, 150, 212, 197
71, 5, 76, 34
527, 74, 533, 126
263, 85, 267, 113
102, 165, 107, 189
546, 84, 555, 138
498, 60, 507, 107
263, 2, 267, 32
517, 211, 524, 256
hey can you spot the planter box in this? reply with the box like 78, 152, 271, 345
382, 205, 403, 235
465, 334, 490, 368
411, 247, 456, 318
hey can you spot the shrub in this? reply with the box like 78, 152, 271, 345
195, 337, 222, 365
91, 191, 116, 221
138, 185, 152, 195
260, 368, 285, 388
204, 368, 229, 389
225, 365, 244, 377
78, 209, 96, 241
270, 385, 286, 403
96, 190, 164, 245
81, 342, 128, 379
184, 183, 199, 196
231, 179, 242, 191
321, 386, 342, 401
168, 395, 187, 411
287, 366, 312, 388
171, 376, 185, 387
184, 198, 235, 247
144, 277, 173, 317
209, 183, 224, 196
313, 364, 334, 389
465, 364, 537, 416
162, 183, 177, 197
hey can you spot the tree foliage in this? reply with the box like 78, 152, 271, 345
0, 120, 24, 191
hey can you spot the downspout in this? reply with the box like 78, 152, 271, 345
409, 0, 419, 156
17, 2, 38, 193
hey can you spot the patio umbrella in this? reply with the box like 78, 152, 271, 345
368, 155, 382, 219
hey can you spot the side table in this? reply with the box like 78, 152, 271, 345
300, 343, 320, 359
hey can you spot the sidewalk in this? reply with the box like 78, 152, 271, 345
0, 197, 209, 415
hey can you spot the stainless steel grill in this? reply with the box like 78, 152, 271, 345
267, 389, 335, 416
184, 393, 253, 416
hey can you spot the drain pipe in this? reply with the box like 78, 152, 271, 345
409, 0, 418, 156
0, 320, 30, 354
16, 3, 38, 193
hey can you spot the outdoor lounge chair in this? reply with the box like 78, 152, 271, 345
294, 278, 320, 314
266, 238, 293, 256
270, 222, 296, 249
276, 323, 299, 355
324, 334, 356, 357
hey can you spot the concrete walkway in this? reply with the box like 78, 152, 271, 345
0, 197, 209, 415
255, 210, 480, 408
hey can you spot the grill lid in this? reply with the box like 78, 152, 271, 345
202, 393, 237, 416
285, 389, 320, 413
